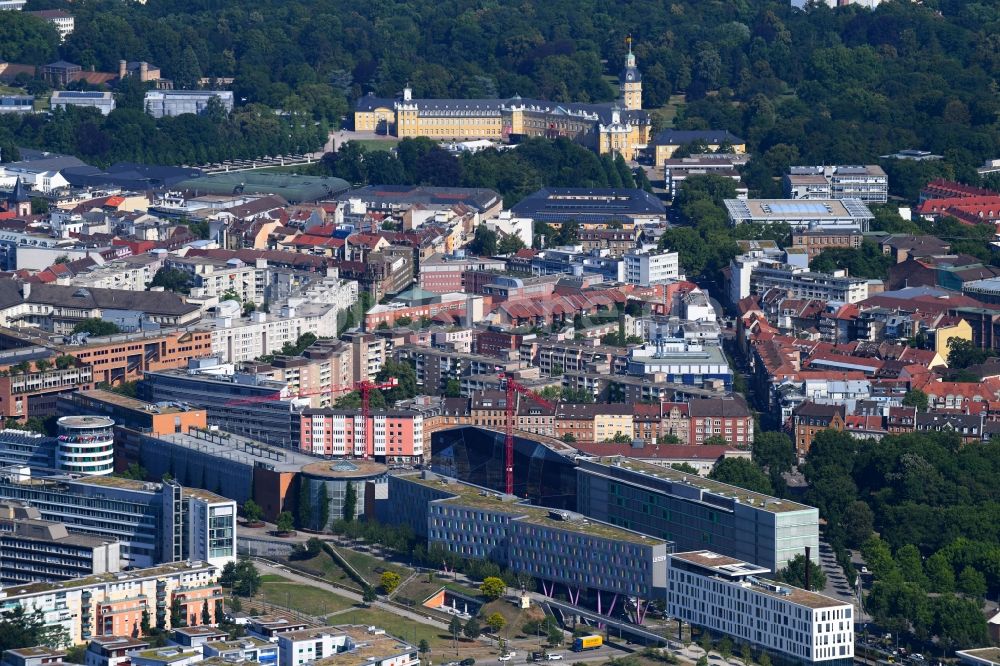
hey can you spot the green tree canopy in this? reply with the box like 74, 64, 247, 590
708, 458, 773, 495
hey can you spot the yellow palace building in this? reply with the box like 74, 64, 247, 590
354, 43, 651, 161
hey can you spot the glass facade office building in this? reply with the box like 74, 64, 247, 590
430, 427, 578, 509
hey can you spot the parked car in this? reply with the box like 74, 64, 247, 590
547, 655, 563, 661
498, 656, 512, 662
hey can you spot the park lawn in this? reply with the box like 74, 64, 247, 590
478, 599, 546, 640
354, 139, 399, 152
288, 552, 353, 586
394, 577, 448, 607
258, 578, 356, 616
339, 547, 413, 587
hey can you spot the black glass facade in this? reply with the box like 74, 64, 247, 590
430, 427, 578, 510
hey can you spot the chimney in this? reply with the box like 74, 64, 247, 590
118, 60, 126, 79
804, 545, 812, 590
20, 282, 30, 300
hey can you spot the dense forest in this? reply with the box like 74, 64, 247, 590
804, 430, 1000, 649
0, 0, 996, 172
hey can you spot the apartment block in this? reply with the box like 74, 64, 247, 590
0, 561, 221, 646
668, 551, 853, 665
203, 637, 277, 665
278, 626, 418, 666
575, 457, 819, 573
624, 250, 680, 286
344, 333, 387, 383
85, 637, 150, 666
203, 302, 342, 364
394, 345, 518, 394
246, 340, 354, 406
688, 396, 754, 447
298, 409, 423, 462
165, 255, 269, 305
0, 501, 120, 585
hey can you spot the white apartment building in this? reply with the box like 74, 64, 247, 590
668, 551, 854, 665
277, 626, 418, 666
27, 10, 74, 40
278, 628, 347, 666
624, 249, 680, 286
205, 300, 341, 363
70, 255, 164, 292
485, 211, 533, 249
167, 256, 265, 305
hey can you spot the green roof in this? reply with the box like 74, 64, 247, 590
175, 172, 350, 203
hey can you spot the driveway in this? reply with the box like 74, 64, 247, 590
818, 541, 857, 606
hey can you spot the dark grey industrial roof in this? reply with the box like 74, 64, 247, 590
651, 129, 745, 146
337, 184, 501, 212
510, 187, 666, 223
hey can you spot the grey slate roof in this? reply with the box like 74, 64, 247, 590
651, 129, 745, 146
0, 281, 198, 317
510, 187, 666, 224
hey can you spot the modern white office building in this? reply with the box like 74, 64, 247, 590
785, 165, 888, 203
729, 246, 868, 304
0, 95, 35, 114
668, 551, 854, 665
56, 416, 114, 476
624, 249, 680, 286
725, 199, 873, 232
50, 91, 116, 116
144, 91, 235, 118
0, 470, 235, 568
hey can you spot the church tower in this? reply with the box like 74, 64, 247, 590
8, 177, 30, 217
620, 35, 642, 111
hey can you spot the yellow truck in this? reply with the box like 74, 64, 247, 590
572, 636, 603, 652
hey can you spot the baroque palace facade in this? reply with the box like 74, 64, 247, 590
354, 44, 651, 160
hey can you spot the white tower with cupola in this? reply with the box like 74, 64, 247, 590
620, 35, 642, 111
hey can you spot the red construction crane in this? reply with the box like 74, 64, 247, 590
354, 377, 397, 457
498, 372, 555, 495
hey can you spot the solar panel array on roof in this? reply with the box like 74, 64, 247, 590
765, 202, 832, 214
58, 91, 108, 98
